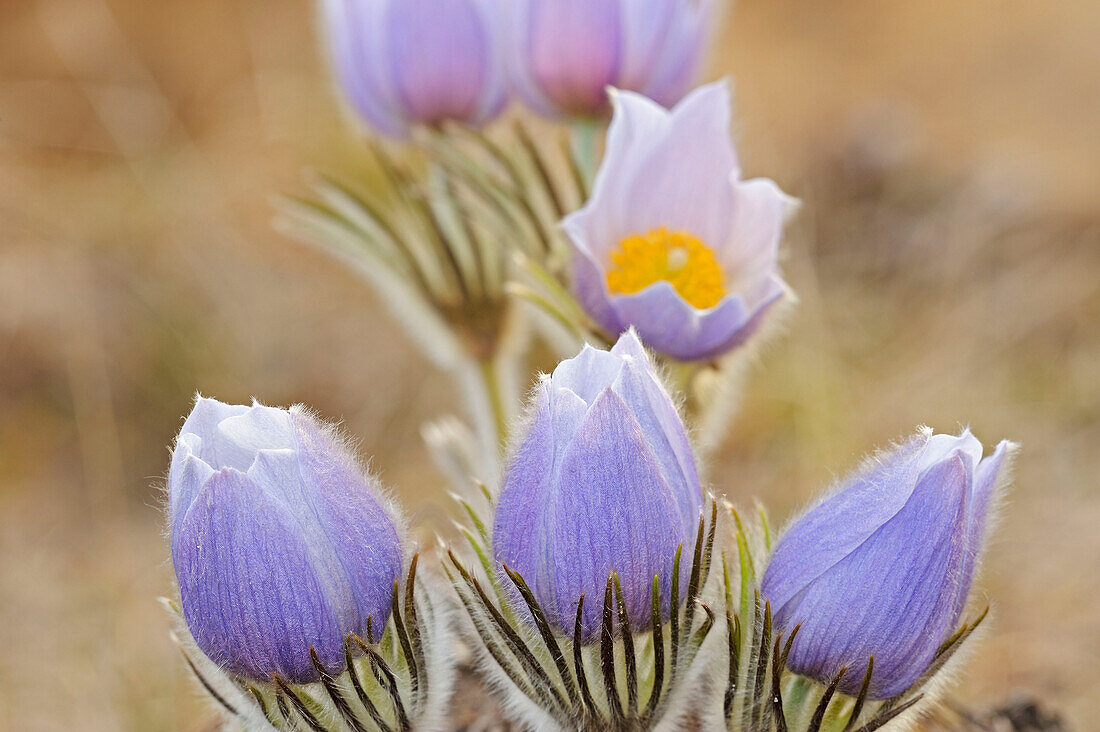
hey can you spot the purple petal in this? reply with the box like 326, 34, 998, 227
386, 0, 489, 124
971, 439, 1012, 540
524, 0, 623, 116
612, 358, 702, 531
505, 0, 556, 117
468, 0, 511, 123
608, 275, 785, 361
176, 469, 343, 682
762, 432, 933, 615
569, 245, 627, 338
289, 412, 404, 634
168, 435, 214, 547
616, 0, 679, 92
324, 0, 408, 137
952, 439, 1014, 618
639, 0, 712, 107
781, 452, 972, 698
493, 387, 559, 620
544, 388, 688, 639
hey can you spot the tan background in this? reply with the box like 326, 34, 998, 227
1, 0, 1097, 728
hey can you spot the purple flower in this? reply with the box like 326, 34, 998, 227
509, 0, 715, 118
322, 0, 508, 137
564, 82, 794, 361
169, 397, 405, 683
761, 428, 1015, 699
492, 331, 703, 641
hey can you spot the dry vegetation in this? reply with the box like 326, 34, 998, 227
1, 0, 1097, 729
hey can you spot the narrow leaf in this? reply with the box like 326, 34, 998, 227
503, 564, 580, 706
613, 574, 639, 717
273, 675, 326, 732
644, 575, 665, 722
600, 574, 625, 724
808, 666, 848, 732
344, 638, 394, 732
843, 656, 875, 732
574, 595, 600, 724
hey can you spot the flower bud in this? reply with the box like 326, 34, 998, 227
322, 0, 508, 137
761, 428, 1014, 698
169, 397, 405, 683
509, 0, 715, 118
492, 330, 703, 640
564, 81, 793, 361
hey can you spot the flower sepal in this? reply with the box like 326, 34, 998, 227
447, 498, 721, 730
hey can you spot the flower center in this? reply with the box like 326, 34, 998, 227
605, 228, 727, 309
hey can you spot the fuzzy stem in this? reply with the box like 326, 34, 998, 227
570, 119, 602, 183
785, 675, 816, 729
478, 355, 508, 455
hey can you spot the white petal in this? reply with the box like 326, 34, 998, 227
550, 343, 626, 405
919, 430, 984, 477
719, 177, 790, 286
619, 81, 737, 244
180, 396, 248, 443
212, 405, 296, 472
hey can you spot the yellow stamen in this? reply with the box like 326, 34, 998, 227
606, 227, 727, 309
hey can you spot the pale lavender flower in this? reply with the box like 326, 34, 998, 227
169, 397, 404, 683
509, 0, 715, 118
492, 330, 703, 641
564, 81, 793, 361
322, 0, 508, 137
761, 428, 1015, 698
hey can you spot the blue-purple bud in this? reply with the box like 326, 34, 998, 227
509, 0, 716, 118
322, 0, 509, 138
492, 330, 703, 641
168, 398, 405, 683
761, 428, 1014, 699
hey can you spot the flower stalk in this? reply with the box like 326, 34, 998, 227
477, 354, 509, 454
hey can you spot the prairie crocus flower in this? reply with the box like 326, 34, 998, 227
492, 330, 703, 640
509, 0, 715, 118
169, 397, 405, 683
322, 0, 508, 137
761, 428, 1015, 699
564, 82, 793, 361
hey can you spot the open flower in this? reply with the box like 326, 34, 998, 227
509, 0, 715, 118
761, 428, 1015, 698
564, 82, 793, 361
169, 397, 405, 683
322, 0, 508, 137
492, 331, 703, 640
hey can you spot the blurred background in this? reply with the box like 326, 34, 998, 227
1, 0, 1097, 729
